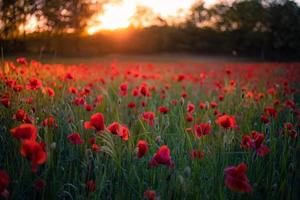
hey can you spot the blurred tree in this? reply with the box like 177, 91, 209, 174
0, 0, 37, 38
267, 0, 300, 52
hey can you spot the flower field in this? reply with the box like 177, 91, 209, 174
0, 58, 299, 199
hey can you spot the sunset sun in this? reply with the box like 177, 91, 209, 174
87, 0, 198, 34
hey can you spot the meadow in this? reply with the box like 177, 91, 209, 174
0, 57, 299, 200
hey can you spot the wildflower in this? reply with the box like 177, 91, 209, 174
240, 131, 270, 157
216, 115, 237, 129
67, 133, 84, 145
187, 103, 195, 113
224, 163, 253, 193
264, 107, 277, 118
185, 113, 194, 122
10, 124, 37, 141
142, 112, 155, 126
148, 145, 174, 168
107, 122, 130, 141
137, 140, 148, 158
0, 96, 10, 108
26, 78, 42, 90
119, 83, 128, 96
34, 179, 45, 190
190, 150, 205, 160
0, 170, 10, 198
84, 113, 105, 132
193, 123, 211, 138
86, 180, 96, 192
21, 140, 47, 172
158, 106, 169, 114
42, 87, 55, 97
144, 189, 156, 200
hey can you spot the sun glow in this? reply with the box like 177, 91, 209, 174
87, 1, 136, 34
19, 15, 39, 33
87, 0, 197, 34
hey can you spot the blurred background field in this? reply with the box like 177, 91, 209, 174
1, 0, 300, 61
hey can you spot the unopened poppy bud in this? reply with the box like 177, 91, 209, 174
178, 175, 184, 185
184, 166, 191, 178
155, 136, 163, 144
50, 142, 56, 150
180, 97, 185, 106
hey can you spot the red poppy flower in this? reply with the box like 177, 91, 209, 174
127, 102, 136, 108
216, 115, 237, 129
0, 170, 10, 198
118, 125, 130, 141
139, 83, 150, 96
240, 131, 270, 157
10, 124, 37, 141
260, 115, 269, 124
273, 99, 280, 106
69, 87, 78, 94
107, 122, 119, 134
148, 145, 174, 168
190, 150, 205, 160
187, 103, 195, 113
21, 140, 47, 172
92, 144, 101, 152
86, 180, 96, 192
142, 112, 155, 126
284, 122, 293, 130
107, 122, 130, 141
13, 109, 27, 121
132, 88, 139, 96
251, 131, 270, 156
224, 163, 253, 193
26, 78, 42, 90
141, 101, 147, 107
137, 140, 148, 158
84, 113, 105, 132
218, 95, 224, 101
211, 101, 218, 108
199, 102, 206, 109
0, 96, 10, 108
171, 99, 178, 105
42, 87, 55, 97
16, 57, 27, 65
264, 107, 277, 118
158, 106, 169, 114
119, 83, 128, 96
240, 135, 252, 149
67, 133, 84, 145
185, 113, 194, 122
84, 104, 93, 112
41, 116, 57, 128
73, 97, 85, 106
144, 189, 156, 200
65, 72, 74, 80
193, 123, 211, 138
34, 179, 45, 190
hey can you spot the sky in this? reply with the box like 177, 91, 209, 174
86, 0, 300, 34
18, 0, 300, 35
87, 0, 218, 34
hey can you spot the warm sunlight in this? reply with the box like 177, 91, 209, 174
87, 0, 198, 34
19, 15, 39, 34
87, 1, 136, 34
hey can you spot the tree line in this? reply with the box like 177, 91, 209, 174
1, 0, 300, 60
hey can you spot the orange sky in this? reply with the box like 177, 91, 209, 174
19, 0, 300, 35
87, 0, 218, 34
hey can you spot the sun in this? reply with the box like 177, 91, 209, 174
87, 0, 197, 34
87, 1, 136, 34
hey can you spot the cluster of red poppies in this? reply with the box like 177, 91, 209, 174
0, 57, 299, 198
